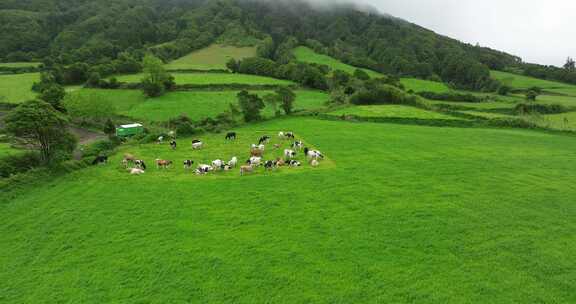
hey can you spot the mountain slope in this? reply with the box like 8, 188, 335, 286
0, 0, 522, 90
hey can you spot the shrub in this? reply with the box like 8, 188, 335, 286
350, 85, 411, 105
0, 152, 42, 178
514, 103, 568, 115
417, 91, 486, 103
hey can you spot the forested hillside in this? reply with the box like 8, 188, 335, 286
0, 0, 529, 90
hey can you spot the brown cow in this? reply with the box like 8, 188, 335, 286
156, 159, 173, 169
240, 165, 255, 176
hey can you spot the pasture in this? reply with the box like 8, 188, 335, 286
113, 72, 293, 86
0, 62, 41, 68
293, 46, 382, 78
328, 104, 463, 120
0, 142, 23, 157
3, 117, 576, 302
400, 78, 451, 93
111, 128, 333, 179
491, 70, 576, 96
164, 44, 257, 71
0, 72, 39, 103
68, 89, 329, 122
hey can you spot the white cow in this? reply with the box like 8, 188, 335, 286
284, 149, 296, 159
249, 156, 262, 166
212, 159, 224, 170
192, 141, 204, 150
130, 168, 145, 175
228, 157, 238, 168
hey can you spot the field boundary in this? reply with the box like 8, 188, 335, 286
115, 83, 299, 91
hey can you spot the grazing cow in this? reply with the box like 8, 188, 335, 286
248, 156, 262, 166
135, 160, 147, 170
157, 136, 164, 144
284, 149, 296, 159
304, 148, 324, 160
156, 159, 173, 169
278, 132, 294, 140
250, 148, 263, 157
170, 140, 177, 150
310, 159, 320, 167
130, 168, 145, 175
258, 136, 271, 145
291, 141, 304, 151
240, 165, 255, 176
276, 158, 286, 167
192, 140, 204, 150
196, 164, 213, 175
264, 160, 277, 171
289, 160, 302, 167
225, 132, 237, 140
212, 159, 224, 170
92, 156, 108, 165
228, 157, 238, 168
183, 160, 194, 169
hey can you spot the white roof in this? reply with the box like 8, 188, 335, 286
119, 123, 143, 128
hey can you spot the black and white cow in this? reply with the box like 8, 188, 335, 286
135, 160, 147, 170
264, 160, 276, 170
170, 140, 177, 150
183, 160, 194, 169
258, 135, 271, 145
291, 141, 304, 151
304, 148, 324, 160
284, 149, 296, 159
225, 132, 237, 140
92, 156, 108, 165
196, 164, 213, 175
192, 140, 204, 150
288, 160, 301, 167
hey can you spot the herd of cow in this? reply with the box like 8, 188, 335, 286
93, 131, 325, 176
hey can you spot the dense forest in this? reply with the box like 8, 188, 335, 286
1, 0, 573, 89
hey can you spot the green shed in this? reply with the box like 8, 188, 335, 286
116, 123, 144, 137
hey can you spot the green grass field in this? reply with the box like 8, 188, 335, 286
3, 117, 576, 302
0, 62, 41, 68
164, 44, 257, 71
329, 105, 463, 120
491, 70, 576, 96
293, 46, 382, 78
69, 89, 328, 122
113, 73, 293, 86
0, 143, 24, 157
0, 72, 39, 103
400, 78, 451, 93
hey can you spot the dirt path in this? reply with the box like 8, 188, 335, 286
69, 127, 107, 145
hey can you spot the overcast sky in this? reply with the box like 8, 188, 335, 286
333, 0, 576, 67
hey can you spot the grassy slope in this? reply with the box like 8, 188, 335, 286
328, 105, 463, 120
2, 117, 576, 302
0, 73, 39, 103
491, 70, 576, 96
114, 73, 293, 86
70, 89, 328, 122
0, 143, 24, 157
293, 46, 382, 78
164, 44, 257, 70
293, 46, 450, 94
400, 78, 451, 93
0, 62, 41, 68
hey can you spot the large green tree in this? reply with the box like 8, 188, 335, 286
237, 90, 265, 122
141, 54, 174, 97
4, 100, 77, 164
